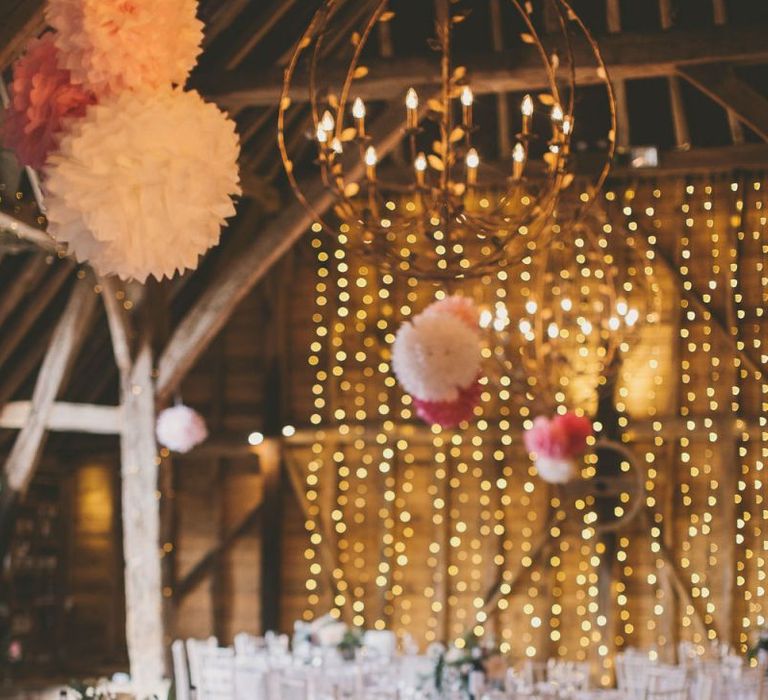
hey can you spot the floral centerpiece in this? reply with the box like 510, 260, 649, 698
292, 614, 362, 661
432, 633, 503, 695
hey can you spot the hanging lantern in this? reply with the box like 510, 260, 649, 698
278, 0, 616, 280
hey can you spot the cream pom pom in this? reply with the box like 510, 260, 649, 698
43, 89, 241, 282
156, 405, 208, 454
46, 0, 203, 95
392, 311, 481, 402
533, 456, 578, 485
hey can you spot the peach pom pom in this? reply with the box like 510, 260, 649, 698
46, 0, 203, 95
424, 295, 480, 329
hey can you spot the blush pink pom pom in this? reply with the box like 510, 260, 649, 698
524, 412, 593, 460
424, 295, 479, 329
2, 33, 95, 169
413, 379, 482, 429
156, 405, 208, 454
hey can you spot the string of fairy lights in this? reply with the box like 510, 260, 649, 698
296, 175, 768, 671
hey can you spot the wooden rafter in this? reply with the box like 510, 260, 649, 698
678, 62, 768, 142
0, 3, 44, 70
0, 262, 74, 371
3, 275, 98, 494
0, 401, 120, 434
198, 26, 768, 110
155, 93, 432, 404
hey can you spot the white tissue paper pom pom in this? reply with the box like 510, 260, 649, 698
156, 405, 208, 454
534, 456, 578, 484
392, 311, 481, 402
43, 88, 241, 282
46, 0, 203, 95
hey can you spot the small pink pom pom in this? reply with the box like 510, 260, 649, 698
2, 33, 95, 169
413, 379, 482, 429
424, 295, 479, 329
156, 404, 208, 454
524, 412, 592, 460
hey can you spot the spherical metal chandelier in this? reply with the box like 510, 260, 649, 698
278, 0, 616, 280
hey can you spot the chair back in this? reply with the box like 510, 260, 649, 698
197, 646, 235, 700
172, 640, 192, 700
234, 654, 267, 700
186, 637, 219, 693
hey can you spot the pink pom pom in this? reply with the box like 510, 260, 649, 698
524, 412, 592, 460
413, 379, 482, 429
156, 404, 208, 454
424, 295, 479, 329
552, 412, 593, 458
2, 33, 95, 169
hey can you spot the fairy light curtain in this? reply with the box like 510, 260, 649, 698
286, 174, 767, 684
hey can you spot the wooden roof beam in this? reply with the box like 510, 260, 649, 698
3, 275, 98, 495
678, 62, 768, 142
198, 26, 768, 110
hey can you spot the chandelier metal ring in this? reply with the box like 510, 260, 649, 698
278, 0, 617, 280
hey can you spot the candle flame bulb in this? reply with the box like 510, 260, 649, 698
551, 103, 564, 122
512, 142, 526, 180
415, 152, 427, 186
521, 94, 534, 117
461, 86, 474, 107
331, 138, 343, 154
316, 123, 328, 144
352, 98, 366, 120
320, 110, 335, 133
405, 88, 419, 129
365, 146, 378, 167
521, 94, 534, 137
466, 147, 479, 185
562, 116, 573, 136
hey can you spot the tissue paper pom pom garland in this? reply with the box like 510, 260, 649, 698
44, 88, 241, 282
46, 0, 203, 95
2, 33, 95, 169
524, 412, 593, 484
392, 307, 482, 403
413, 379, 482, 429
156, 404, 208, 454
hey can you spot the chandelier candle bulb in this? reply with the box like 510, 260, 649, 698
461, 86, 474, 129
466, 148, 480, 185
521, 94, 534, 136
512, 142, 526, 181
365, 145, 378, 180
405, 88, 419, 130
352, 97, 366, 137
414, 152, 427, 186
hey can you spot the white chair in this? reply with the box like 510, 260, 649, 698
616, 650, 657, 699
234, 632, 264, 656
646, 690, 689, 700
186, 637, 219, 695
172, 640, 192, 700
234, 655, 267, 700
197, 646, 236, 700
278, 676, 309, 700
